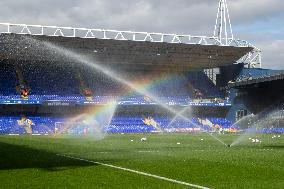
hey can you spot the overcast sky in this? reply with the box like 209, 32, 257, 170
0, 0, 283, 69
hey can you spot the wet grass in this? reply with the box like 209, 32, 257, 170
0, 133, 283, 189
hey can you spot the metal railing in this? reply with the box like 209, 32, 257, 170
0, 22, 250, 46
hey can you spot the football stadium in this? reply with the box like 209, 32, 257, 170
0, 1, 283, 189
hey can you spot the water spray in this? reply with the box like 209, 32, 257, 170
22, 36, 228, 146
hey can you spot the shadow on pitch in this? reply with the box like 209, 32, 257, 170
0, 142, 94, 171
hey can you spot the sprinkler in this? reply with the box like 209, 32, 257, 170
227, 144, 231, 148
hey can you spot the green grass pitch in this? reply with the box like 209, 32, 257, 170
0, 133, 283, 189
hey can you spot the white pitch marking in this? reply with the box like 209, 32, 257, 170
137, 150, 159, 153
98, 152, 110, 154
57, 154, 210, 189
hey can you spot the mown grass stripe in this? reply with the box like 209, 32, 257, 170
57, 154, 210, 189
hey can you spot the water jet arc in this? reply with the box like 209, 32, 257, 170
27, 37, 228, 146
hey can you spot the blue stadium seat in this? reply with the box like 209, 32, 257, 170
0, 63, 226, 105
2, 116, 273, 135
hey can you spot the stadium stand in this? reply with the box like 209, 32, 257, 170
0, 62, 227, 105
0, 63, 18, 96
2, 115, 272, 135
236, 68, 284, 81
3, 62, 284, 135
22, 63, 81, 96
187, 71, 224, 98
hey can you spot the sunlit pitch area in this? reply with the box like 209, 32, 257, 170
0, 133, 283, 189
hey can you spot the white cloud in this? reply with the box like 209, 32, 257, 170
229, 0, 284, 24
258, 40, 284, 69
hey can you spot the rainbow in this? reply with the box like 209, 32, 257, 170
56, 100, 117, 135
